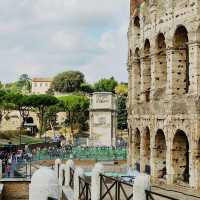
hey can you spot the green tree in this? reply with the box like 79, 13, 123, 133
4, 93, 32, 144
18, 74, 32, 93
115, 83, 128, 96
59, 95, 89, 140
0, 82, 3, 90
44, 104, 62, 136
80, 83, 94, 94
94, 77, 118, 93
0, 91, 13, 124
117, 95, 128, 130
51, 71, 85, 93
26, 94, 59, 137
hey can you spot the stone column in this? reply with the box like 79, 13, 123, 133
166, 142, 174, 185
166, 47, 177, 96
189, 149, 196, 188
187, 41, 200, 95
128, 65, 133, 109
55, 159, 62, 179
74, 167, 84, 200
65, 160, 75, 187
140, 134, 145, 173
141, 57, 151, 101
132, 59, 141, 102
150, 142, 156, 182
91, 163, 104, 200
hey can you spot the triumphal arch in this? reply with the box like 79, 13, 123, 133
127, 0, 200, 189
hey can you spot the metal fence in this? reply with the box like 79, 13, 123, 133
32, 147, 127, 161
69, 167, 75, 190
100, 174, 133, 200
2, 160, 32, 179
145, 190, 180, 200
79, 176, 91, 200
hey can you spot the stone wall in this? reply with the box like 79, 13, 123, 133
127, 0, 200, 190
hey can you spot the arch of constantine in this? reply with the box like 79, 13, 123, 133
127, 0, 200, 189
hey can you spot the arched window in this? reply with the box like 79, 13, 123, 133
172, 130, 189, 184
142, 39, 151, 102
173, 26, 189, 94
154, 33, 167, 97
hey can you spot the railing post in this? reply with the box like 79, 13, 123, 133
133, 174, 150, 200
65, 160, 74, 187
74, 167, 84, 200
55, 159, 61, 179
59, 164, 65, 186
91, 163, 104, 200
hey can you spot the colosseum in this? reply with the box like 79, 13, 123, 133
127, 0, 200, 189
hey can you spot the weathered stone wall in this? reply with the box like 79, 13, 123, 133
127, 0, 200, 190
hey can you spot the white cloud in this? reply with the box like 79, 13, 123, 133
0, 0, 129, 83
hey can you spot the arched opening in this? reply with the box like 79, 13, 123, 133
154, 129, 167, 179
133, 48, 141, 101
172, 130, 189, 184
26, 117, 34, 124
142, 39, 151, 102
154, 33, 167, 97
133, 16, 140, 41
134, 128, 141, 171
173, 26, 189, 94
143, 127, 151, 174
134, 16, 140, 28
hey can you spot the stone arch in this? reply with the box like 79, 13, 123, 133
142, 39, 151, 102
154, 33, 167, 97
154, 129, 167, 179
143, 127, 151, 174
172, 129, 190, 184
134, 128, 141, 171
26, 117, 34, 124
173, 25, 189, 94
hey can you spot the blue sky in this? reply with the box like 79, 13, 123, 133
0, 0, 129, 83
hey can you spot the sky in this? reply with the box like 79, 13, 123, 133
0, 0, 129, 83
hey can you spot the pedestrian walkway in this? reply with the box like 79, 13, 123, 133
151, 184, 200, 200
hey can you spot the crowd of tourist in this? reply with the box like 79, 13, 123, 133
0, 148, 33, 178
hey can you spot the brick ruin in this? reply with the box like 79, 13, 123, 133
127, 0, 200, 189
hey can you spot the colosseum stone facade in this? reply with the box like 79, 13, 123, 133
127, 0, 200, 189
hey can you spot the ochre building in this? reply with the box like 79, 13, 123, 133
127, 0, 200, 189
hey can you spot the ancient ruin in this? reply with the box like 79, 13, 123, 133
127, 0, 200, 189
